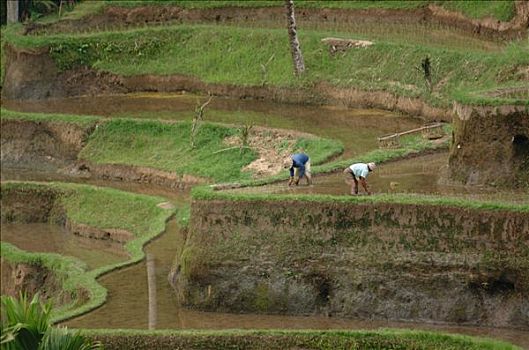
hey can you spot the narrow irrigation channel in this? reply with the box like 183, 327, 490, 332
1, 95, 528, 348
2, 166, 528, 348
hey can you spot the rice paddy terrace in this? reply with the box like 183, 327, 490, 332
1, 1, 528, 349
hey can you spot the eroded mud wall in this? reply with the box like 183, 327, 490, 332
0, 118, 94, 170
2, 44, 126, 100
1, 45, 454, 121
25, 3, 529, 40
0, 185, 63, 223
173, 198, 529, 328
0, 258, 65, 303
449, 103, 529, 188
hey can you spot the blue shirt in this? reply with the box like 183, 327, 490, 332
349, 163, 370, 178
290, 153, 309, 178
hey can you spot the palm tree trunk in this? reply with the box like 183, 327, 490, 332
285, 0, 305, 75
7, 0, 19, 23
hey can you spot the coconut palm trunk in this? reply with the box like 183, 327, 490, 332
285, 0, 305, 75
7, 0, 19, 23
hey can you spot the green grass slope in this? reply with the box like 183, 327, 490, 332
2, 23, 527, 107
1, 110, 343, 182
0, 181, 174, 322
60, 1, 518, 22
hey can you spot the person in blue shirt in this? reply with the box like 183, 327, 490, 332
283, 153, 312, 186
343, 162, 376, 195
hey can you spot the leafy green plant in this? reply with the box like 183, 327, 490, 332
1, 294, 51, 350
0, 293, 101, 350
40, 327, 100, 350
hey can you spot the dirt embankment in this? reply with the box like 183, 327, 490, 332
0, 118, 207, 189
26, 2, 529, 41
172, 198, 529, 328
0, 185, 135, 243
1, 45, 127, 101
0, 257, 74, 306
449, 103, 529, 188
1, 46, 453, 122
0, 118, 95, 171
0, 186, 90, 306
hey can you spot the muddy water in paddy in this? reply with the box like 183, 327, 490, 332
2, 94, 423, 158
2, 169, 528, 347
2, 95, 528, 347
231, 152, 529, 204
0, 223, 127, 270
63, 217, 529, 349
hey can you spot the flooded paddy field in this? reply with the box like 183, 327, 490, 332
1, 167, 527, 348
230, 152, 529, 204
2, 94, 527, 348
63, 217, 529, 349
2, 93, 424, 158
1, 223, 127, 270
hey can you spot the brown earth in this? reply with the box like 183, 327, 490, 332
24, 2, 529, 40
1, 45, 127, 101
172, 198, 529, 328
224, 126, 318, 178
0, 185, 64, 223
0, 258, 75, 306
449, 103, 529, 188
1, 46, 454, 122
0, 118, 96, 170
62, 161, 209, 190
0, 184, 134, 244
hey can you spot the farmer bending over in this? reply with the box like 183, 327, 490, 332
343, 162, 376, 195
284, 153, 312, 186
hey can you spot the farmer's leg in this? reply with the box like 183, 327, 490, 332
343, 168, 353, 185
352, 177, 359, 195
305, 160, 312, 185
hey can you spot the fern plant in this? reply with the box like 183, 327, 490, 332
0, 294, 100, 350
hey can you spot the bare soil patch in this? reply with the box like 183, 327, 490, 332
25, 3, 528, 40
224, 126, 316, 178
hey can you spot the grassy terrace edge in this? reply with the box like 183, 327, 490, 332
0, 108, 344, 183
2, 23, 527, 108
193, 132, 528, 213
0, 181, 175, 323
0, 108, 102, 125
82, 328, 522, 350
209, 130, 450, 187
193, 185, 529, 213
48, 1, 519, 25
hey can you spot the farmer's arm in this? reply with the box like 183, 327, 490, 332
359, 177, 371, 195
288, 166, 295, 185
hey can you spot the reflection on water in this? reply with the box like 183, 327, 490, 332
2, 94, 528, 347
2, 93, 423, 158
1, 167, 189, 203
63, 218, 529, 348
0, 223, 127, 270
234, 153, 528, 204
1, 161, 527, 347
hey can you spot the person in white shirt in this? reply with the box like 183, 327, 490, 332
343, 162, 376, 195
